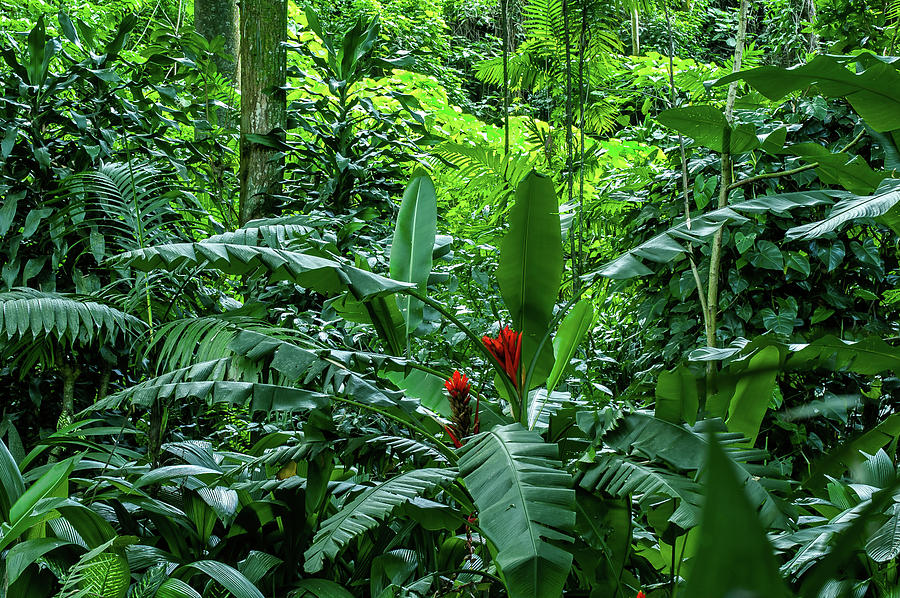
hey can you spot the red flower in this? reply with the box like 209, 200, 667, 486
636, 592, 646, 598
445, 370, 473, 448
482, 326, 522, 388
444, 370, 470, 402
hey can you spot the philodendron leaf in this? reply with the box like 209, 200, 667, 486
390, 171, 437, 339
684, 437, 790, 598
498, 172, 563, 387
657, 105, 759, 153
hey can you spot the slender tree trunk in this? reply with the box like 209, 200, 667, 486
98, 363, 111, 400
501, 0, 510, 155
806, 0, 818, 53
49, 363, 80, 462
194, 0, 240, 82
630, 8, 640, 56
239, 0, 287, 225
706, 0, 750, 392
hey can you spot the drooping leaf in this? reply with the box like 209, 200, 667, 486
0, 289, 143, 345
591, 190, 834, 280
112, 243, 412, 301
582, 411, 791, 529
715, 55, 900, 132
786, 180, 900, 240
788, 142, 884, 195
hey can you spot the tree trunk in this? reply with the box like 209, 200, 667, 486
194, 0, 240, 82
705, 0, 750, 394
49, 363, 80, 462
239, 0, 287, 225
630, 8, 640, 56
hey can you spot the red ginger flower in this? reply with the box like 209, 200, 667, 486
482, 326, 522, 389
636, 592, 646, 598
444, 370, 470, 401
444, 370, 472, 448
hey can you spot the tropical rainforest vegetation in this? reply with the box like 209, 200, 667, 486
2, 0, 900, 596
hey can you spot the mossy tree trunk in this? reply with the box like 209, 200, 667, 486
239, 0, 287, 225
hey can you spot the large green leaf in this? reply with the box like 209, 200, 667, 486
684, 438, 790, 598
866, 503, 900, 562
657, 105, 759, 153
498, 172, 563, 387
788, 142, 883, 195
582, 412, 791, 530
546, 299, 594, 393
9, 456, 75, 524
786, 180, 900, 240
304, 468, 455, 573
458, 423, 575, 598
716, 55, 900, 132
578, 452, 704, 530
788, 334, 900, 375
691, 333, 900, 376
93, 370, 329, 415
156, 579, 202, 598
654, 365, 699, 426
725, 345, 781, 446
289, 579, 355, 598
802, 413, 900, 490
390, 171, 437, 338
4, 537, 73, 585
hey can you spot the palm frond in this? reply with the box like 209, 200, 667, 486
0, 288, 144, 345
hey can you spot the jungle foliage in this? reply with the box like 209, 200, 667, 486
3, 0, 900, 597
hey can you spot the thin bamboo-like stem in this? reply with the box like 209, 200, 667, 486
576, 0, 587, 293
664, 4, 710, 324
501, 0, 510, 155
564, 0, 576, 288
705, 0, 749, 392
